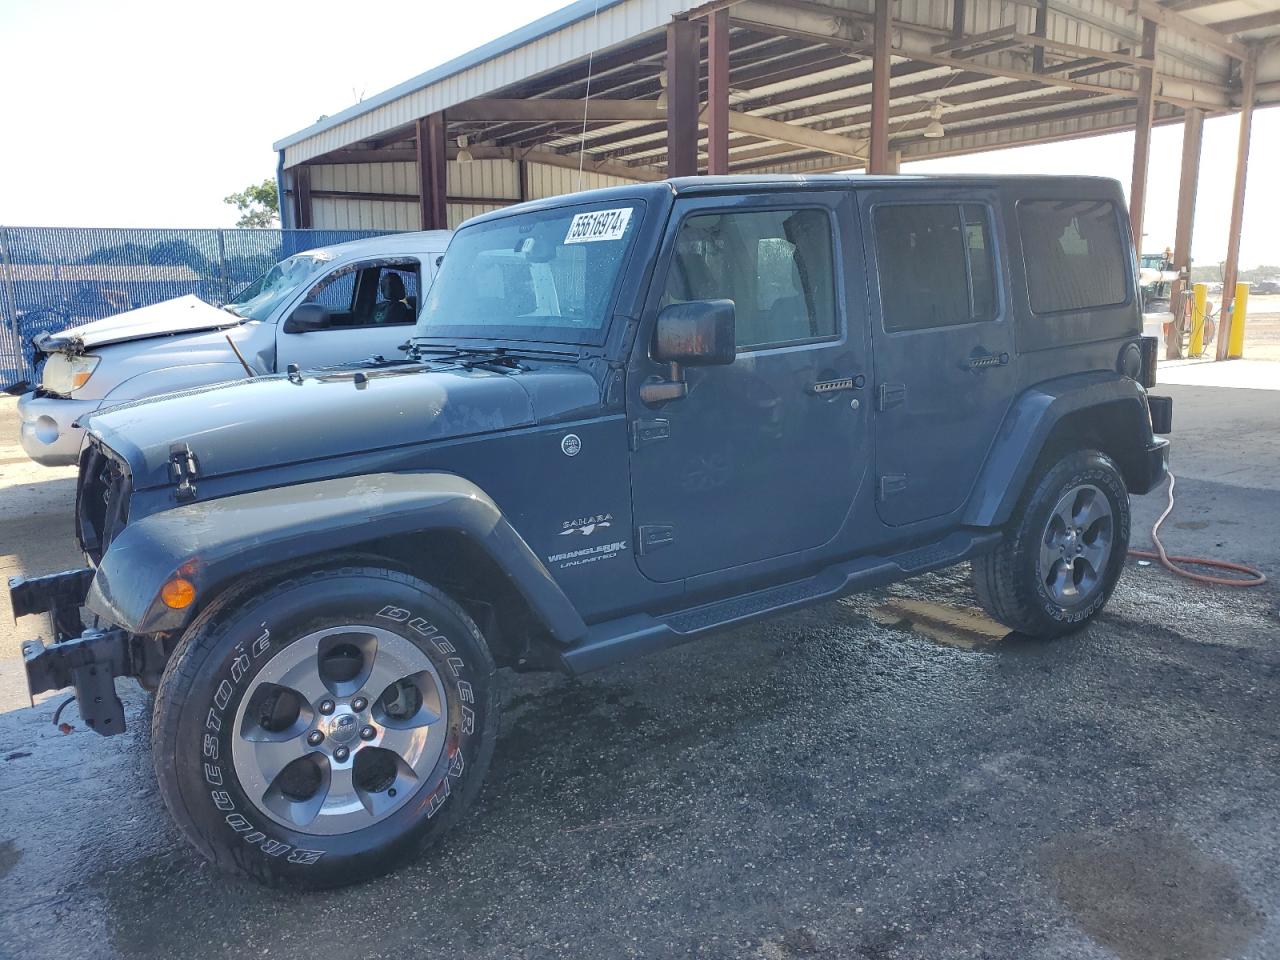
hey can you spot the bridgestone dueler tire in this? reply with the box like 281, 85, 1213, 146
152, 565, 497, 889
972, 449, 1130, 638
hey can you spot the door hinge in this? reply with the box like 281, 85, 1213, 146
878, 383, 907, 411
637, 524, 675, 555
879, 474, 908, 499
631, 418, 671, 450
168, 442, 200, 503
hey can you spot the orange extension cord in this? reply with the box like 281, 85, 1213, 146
1128, 472, 1267, 587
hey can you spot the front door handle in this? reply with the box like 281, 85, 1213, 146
810, 374, 865, 395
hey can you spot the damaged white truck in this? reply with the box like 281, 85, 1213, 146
16, 231, 450, 465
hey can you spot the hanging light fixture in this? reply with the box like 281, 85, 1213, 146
456, 134, 474, 163
924, 102, 946, 139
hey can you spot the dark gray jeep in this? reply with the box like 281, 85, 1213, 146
13, 175, 1171, 888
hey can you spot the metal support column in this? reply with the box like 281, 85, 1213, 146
1219, 53, 1256, 361
667, 18, 701, 177
1032, 0, 1049, 72
294, 166, 313, 229
869, 0, 892, 174
706, 10, 730, 176
416, 112, 448, 231
1167, 107, 1204, 360
1129, 19, 1158, 248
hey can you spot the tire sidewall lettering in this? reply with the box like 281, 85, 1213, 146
196, 597, 477, 867
1029, 462, 1130, 623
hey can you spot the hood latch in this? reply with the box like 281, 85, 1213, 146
168, 443, 200, 503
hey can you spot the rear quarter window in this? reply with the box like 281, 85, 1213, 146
1018, 200, 1128, 314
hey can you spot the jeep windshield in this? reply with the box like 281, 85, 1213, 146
224, 253, 325, 321
416, 200, 644, 346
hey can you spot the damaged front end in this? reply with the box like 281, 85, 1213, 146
13, 569, 170, 736
11, 441, 167, 736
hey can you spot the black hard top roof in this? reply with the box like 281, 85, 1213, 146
465, 173, 1125, 226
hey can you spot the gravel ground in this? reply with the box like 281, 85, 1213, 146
0, 368, 1277, 960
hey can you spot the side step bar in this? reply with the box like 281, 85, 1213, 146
561, 530, 1000, 675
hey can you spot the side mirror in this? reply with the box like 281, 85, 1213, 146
642, 299, 736, 404
653, 299, 736, 366
283, 302, 330, 333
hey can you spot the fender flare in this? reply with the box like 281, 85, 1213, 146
86, 472, 587, 645
963, 372, 1156, 527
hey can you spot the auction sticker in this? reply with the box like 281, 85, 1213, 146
564, 207, 633, 244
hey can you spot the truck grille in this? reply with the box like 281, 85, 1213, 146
76, 442, 131, 565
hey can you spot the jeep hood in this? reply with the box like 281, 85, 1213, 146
36, 295, 240, 353
83, 363, 582, 490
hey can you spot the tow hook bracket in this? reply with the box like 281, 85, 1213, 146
22, 629, 130, 736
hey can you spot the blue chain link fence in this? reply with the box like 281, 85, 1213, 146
0, 226, 395, 390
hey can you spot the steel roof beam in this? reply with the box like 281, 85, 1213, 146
1119, 0, 1248, 59
737, 95, 1146, 171
1163, 0, 1232, 11
485, 35, 830, 151
1207, 11, 1280, 35
587, 61, 943, 160
731, 6, 1226, 109
450, 99, 667, 122
714, 89, 1116, 167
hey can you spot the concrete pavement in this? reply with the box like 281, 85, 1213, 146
0, 367, 1277, 960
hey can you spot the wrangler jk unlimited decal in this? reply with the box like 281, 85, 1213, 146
547, 540, 628, 569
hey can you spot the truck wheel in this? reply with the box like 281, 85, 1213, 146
152, 565, 497, 889
972, 449, 1130, 637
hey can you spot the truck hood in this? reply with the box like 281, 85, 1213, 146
36, 295, 241, 353
83, 362, 594, 490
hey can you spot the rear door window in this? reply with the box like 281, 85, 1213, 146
1018, 200, 1128, 313
874, 203, 998, 332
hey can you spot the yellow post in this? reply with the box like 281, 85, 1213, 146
1188, 282, 1207, 357
1228, 282, 1248, 359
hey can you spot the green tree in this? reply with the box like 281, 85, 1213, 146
224, 179, 279, 228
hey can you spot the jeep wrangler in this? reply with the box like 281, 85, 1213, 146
12, 175, 1171, 888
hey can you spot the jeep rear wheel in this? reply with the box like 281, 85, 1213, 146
152, 565, 497, 889
972, 449, 1130, 637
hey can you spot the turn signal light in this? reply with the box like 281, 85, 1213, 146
160, 577, 197, 609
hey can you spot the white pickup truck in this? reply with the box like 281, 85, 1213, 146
18, 230, 451, 465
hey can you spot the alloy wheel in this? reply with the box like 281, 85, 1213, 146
230, 625, 448, 835
1038, 483, 1114, 608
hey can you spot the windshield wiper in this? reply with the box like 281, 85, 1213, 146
221, 304, 245, 318
410, 343, 578, 370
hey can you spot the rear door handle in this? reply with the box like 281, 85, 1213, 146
968, 352, 1009, 370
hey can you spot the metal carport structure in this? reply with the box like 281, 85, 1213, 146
274, 0, 1280, 357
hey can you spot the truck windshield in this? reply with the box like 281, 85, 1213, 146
417, 200, 643, 345
225, 253, 324, 321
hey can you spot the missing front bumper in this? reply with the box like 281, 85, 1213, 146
11, 568, 131, 735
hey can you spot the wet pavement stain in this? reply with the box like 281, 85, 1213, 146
868, 598, 1012, 650
0, 839, 18, 881
1043, 829, 1264, 960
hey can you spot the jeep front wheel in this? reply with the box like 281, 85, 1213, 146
152, 565, 497, 889
972, 449, 1130, 637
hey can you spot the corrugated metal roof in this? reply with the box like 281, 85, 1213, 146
277, 0, 699, 164
275, 0, 632, 152
278, 0, 1265, 182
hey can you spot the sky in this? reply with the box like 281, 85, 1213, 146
0, 0, 1275, 268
